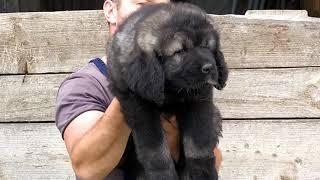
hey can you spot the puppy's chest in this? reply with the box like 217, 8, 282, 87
163, 93, 192, 105
163, 88, 212, 104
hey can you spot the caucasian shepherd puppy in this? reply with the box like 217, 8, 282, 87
107, 3, 228, 180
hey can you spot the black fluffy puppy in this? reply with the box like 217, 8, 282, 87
107, 3, 228, 180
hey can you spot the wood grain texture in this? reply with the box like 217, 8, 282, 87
1, 67, 319, 122
211, 14, 320, 69
245, 10, 309, 19
0, 123, 74, 180
215, 67, 320, 119
219, 119, 320, 180
0, 10, 108, 74
1, 120, 319, 179
1, 11, 320, 74
0, 74, 68, 122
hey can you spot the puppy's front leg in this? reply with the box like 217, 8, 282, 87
121, 96, 178, 180
177, 102, 220, 180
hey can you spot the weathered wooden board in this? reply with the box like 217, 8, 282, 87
215, 67, 320, 119
245, 10, 309, 19
1, 11, 320, 74
1, 68, 320, 122
0, 74, 68, 122
211, 14, 320, 69
219, 119, 320, 180
0, 10, 108, 74
0, 123, 74, 180
1, 120, 319, 179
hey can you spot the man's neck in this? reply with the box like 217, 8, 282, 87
101, 56, 107, 64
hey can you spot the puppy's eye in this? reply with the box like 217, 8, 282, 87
200, 39, 216, 50
199, 44, 209, 49
174, 48, 185, 55
199, 42, 209, 49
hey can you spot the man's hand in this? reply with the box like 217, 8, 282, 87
161, 114, 181, 162
160, 114, 222, 172
64, 98, 131, 179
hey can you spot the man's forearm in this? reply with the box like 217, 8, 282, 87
70, 98, 131, 179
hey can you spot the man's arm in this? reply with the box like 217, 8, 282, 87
62, 98, 222, 180
64, 98, 131, 180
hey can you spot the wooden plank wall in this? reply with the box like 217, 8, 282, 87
0, 10, 319, 179
0, 0, 105, 12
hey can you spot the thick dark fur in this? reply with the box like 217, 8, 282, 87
107, 3, 228, 180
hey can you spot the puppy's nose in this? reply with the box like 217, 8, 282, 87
201, 64, 213, 74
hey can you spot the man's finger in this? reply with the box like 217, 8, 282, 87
214, 147, 223, 172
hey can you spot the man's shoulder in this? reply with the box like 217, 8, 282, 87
57, 58, 113, 102
59, 59, 110, 89
55, 59, 114, 138
67, 60, 107, 82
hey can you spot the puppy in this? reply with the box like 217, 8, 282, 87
107, 3, 228, 180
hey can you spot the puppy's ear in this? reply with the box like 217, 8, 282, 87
214, 49, 228, 90
124, 52, 165, 105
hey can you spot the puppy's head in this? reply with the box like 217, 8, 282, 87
112, 3, 228, 105
137, 3, 228, 92
160, 26, 228, 91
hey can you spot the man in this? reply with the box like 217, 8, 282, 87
55, 0, 222, 179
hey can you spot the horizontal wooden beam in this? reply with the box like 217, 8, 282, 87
0, 10, 320, 74
1, 74, 66, 122
215, 67, 320, 119
211, 14, 320, 69
0, 10, 108, 74
219, 119, 320, 180
1, 67, 319, 122
0, 123, 74, 180
1, 120, 319, 179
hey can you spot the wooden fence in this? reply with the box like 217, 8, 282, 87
0, 10, 320, 179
